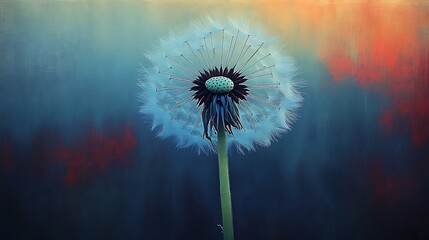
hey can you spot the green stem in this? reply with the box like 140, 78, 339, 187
218, 129, 234, 240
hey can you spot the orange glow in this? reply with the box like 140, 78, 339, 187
257, 1, 429, 146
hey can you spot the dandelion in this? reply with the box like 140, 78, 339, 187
139, 17, 302, 240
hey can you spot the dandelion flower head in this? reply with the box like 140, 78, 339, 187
139, 17, 302, 153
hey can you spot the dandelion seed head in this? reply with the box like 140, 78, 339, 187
139, 17, 303, 154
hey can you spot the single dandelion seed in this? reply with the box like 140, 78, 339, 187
139, 17, 303, 240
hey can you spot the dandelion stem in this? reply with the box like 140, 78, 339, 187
217, 129, 234, 240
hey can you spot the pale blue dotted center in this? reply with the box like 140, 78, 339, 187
205, 76, 234, 94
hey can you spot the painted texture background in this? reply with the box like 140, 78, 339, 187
1, 0, 428, 239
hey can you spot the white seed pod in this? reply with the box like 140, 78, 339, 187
139, 17, 303, 154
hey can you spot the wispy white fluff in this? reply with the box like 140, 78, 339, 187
139, 17, 303, 154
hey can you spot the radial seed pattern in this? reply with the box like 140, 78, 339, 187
139, 18, 302, 153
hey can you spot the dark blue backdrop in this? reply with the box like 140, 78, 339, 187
1, 1, 428, 239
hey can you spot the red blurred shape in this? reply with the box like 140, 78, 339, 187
55, 125, 137, 185
259, 1, 429, 146
379, 109, 394, 134
323, 15, 429, 146
381, 54, 429, 147
371, 160, 416, 201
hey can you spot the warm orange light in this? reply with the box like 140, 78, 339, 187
257, 1, 429, 146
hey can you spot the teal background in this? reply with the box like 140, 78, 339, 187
1, 1, 428, 239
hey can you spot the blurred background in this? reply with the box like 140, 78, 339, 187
1, 0, 428, 239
